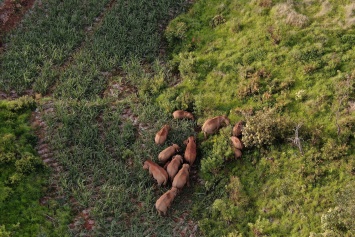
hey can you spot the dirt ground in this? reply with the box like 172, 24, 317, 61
0, 0, 35, 49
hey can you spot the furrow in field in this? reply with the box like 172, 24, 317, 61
0, 0, 112, 94
58, 0, 117, 73
33, 98, 99, 234
0, 0, 36, 49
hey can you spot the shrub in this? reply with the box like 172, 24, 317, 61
2, 96, 35, 112
210, 15, 226, 28
211, 198, 241, 225
248, 216, 271, 236
200, 128, 234, 179
319, 183, 355, 236
242, 109, 292, 148
320, 139, 348, 161
15, 153, 43, 174
177, 52, 198, 80
0, 225, 11, 237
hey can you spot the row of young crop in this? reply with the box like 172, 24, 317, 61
0, 0, 112, 93
51, 1, 186, 100
1, 0, 195, 236
0, 0, 189, 98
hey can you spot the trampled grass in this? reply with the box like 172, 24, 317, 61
40, 93, 197, 235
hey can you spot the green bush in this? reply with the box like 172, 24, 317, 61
319, 183, 355, 236
200, 127, 234, 180
0, 225, 11, 237
0, 98, 71, 236
242, 109, 292, 148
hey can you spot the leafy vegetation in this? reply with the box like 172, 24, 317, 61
0, 0, 111, 93
0, 0, 355, 236
159, 0, 355, 235
0, 97, 71, 237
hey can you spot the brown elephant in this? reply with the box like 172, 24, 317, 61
230, 136, 244, 150
155, 187, 178, 216
172, 164, 190, 189
184, 136, 197, 166
166, 155, 184, 181
201, 115, 230, 139
155, 124, 170, 145
232, 121, 245, 137
158, 144, 180, 164
143, 160, 168, 186
232, 147, 242, 159
172, 110, 194, 120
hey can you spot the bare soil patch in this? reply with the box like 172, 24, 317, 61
0, 0, 35, 49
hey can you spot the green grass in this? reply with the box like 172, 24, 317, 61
0, 97, 71, 237
2, 0, 194, 235
53, 0, 188, 100
158, 0, 355, 235
39, 92, 197, 235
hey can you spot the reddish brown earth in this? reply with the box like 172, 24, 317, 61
0, 0, 35, 98
0, 0, 35, 49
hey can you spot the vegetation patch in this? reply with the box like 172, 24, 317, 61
158, 0, 355, 235
0, 97, 71, 237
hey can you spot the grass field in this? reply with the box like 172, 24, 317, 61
159, 0, 355, 235
0, 0, 354, 236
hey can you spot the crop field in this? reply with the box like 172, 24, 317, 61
1, 0, 196, 236
0, 0, 355, 236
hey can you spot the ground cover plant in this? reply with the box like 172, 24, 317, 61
0, 0, 355, 236
0, 97, 71, 237
158, 0, 355, 235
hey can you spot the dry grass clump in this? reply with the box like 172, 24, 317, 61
258, 0, 273, 8
274, 2, 309, 28
316, 0, 332, 17
345, 3, 355, 27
